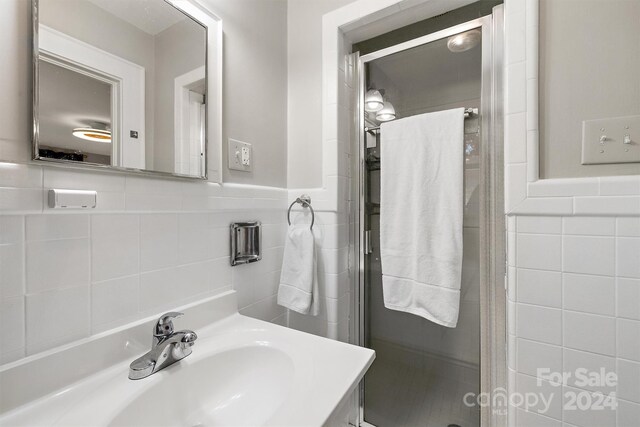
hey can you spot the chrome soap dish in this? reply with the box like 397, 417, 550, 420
230, 221, 262, 266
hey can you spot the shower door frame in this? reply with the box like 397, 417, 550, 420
354, 6, 505, 426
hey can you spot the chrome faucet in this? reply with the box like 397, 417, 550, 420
128, 312, 198, 380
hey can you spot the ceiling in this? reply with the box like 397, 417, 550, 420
87, 0, 186, 35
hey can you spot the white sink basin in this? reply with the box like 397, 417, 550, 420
0, 292, 374, 427
110, 346, 294, 427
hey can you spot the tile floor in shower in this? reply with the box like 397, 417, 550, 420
364, 349, 480, 427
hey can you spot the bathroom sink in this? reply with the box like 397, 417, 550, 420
109, 346, 295, 427
0, 292, 374, 427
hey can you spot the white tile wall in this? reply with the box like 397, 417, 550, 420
504, 2, 640, 425
26, 285, 90, 355
517, 268, 562, 308
517, 215, 562, 234
617, 319, 640, 362
563, 311, 616, 356
516, 338, 562, 378
563, 217, 616, 236
563, 236, 615, 277
91, 215, 140, 282
517, 303, 562, 345
563, 273, 615, 316
562, 348, 616, 393
616, 238, 640, 278
508, 215, 640, 426
617, 218, 640, 237
91, 275, 139, 332
0, 297, 25, 363
0, 162, 288, 365
286, 28, 353, 343
617, 360, 640, 403
617, 278, 640, 321
26, 237, 90, 293
516, 233, 562, 271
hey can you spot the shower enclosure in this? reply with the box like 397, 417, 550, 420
353, 6, 505, 427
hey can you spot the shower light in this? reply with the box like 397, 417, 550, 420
72, 122, 111, 143
376, 101, 396, 122
447, 29, 481, 53
364, 89, 384, 112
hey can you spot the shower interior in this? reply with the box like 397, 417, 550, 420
357, 17, 494, 427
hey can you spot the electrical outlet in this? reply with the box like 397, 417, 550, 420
228, 139, 253, 172
241, 147, 250, 166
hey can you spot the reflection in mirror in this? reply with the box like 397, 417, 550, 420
38, 60, 113, 165
35, 0, 207, 178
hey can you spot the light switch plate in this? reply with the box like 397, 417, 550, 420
582, 115, 640, 165
228, 139, 252, 172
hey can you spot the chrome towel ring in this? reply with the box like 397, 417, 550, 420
287, 195, 314, 229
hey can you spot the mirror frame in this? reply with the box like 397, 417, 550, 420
31, 0, 223, 181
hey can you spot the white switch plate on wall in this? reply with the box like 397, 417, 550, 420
582, 115, 640, 164
228, 139, 252, 172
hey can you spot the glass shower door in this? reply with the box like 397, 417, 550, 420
358, 22, 488, 427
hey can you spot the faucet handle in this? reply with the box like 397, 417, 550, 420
153, 312, 183, 338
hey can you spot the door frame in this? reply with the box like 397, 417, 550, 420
353, 6, 505, 426
174, 66, 206, 175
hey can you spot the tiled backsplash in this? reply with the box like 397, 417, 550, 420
0, 163, 288, 365
507, 215, 640, 426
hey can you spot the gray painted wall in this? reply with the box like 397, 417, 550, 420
287, 0, 356, 189
204, 0, 288, 187
540, 0, 640, 178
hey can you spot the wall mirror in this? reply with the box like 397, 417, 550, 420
33, 0, 222, 180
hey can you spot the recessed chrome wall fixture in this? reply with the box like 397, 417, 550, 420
230, 221, 262, 266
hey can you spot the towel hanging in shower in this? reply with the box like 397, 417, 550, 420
379, 108, 464, 328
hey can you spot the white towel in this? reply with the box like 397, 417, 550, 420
380, 108, 464, 328
277, 225, 319, 316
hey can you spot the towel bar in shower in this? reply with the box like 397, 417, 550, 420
365, 107, 479, 134
287, 195, 315, 229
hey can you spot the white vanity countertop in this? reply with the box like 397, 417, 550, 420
0, 293, 374, 427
